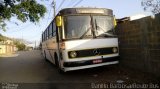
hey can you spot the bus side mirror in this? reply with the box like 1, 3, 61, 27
113, 17, 117, 27
56, 16, 62, 27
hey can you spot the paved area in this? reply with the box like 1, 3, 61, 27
0, 50, 159, 89
0, 53, 19, 57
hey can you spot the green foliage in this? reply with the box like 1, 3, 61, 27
0, 17, 6, 31
0, 34, 7, 41
0, 35, 4, 41
0, 34, 26, 50
0, 0, 46, 31
13, 40, 26, 51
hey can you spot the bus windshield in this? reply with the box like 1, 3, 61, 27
64, 15, 115, 40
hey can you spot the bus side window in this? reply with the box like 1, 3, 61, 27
49, 23, 52, 38
52, 21, 54, 37
52, 22, 56, 37
43, 33, 45, 41
42, 33, 44, 42
51, 22, 54, 37
43, 33, 44, 41
43, 32, 45, 41
45, 30, 47, 40
45, 29, 47, 40
47, 28, 49, 39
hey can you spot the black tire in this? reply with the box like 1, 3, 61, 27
58, 68, 65, 74
44, 51, 48, 61
54, 54, 59, 67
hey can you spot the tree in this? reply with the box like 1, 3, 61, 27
0, 34, 4, 41
13, 40, 26, 51
0, 34, 27, 50
142, 0, 160, 14
0, 33, 6, 41
0, 0, 46, 31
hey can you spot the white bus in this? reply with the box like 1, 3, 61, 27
41, 8, 119, 72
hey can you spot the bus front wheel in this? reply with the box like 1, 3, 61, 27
44, 51, 48, 61
54, 53, 65, 74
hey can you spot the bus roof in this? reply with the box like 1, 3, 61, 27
58, 8, 113, 16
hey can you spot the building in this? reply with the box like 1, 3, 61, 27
130, 14, 147, 21
0, 40, 17, 54
117, 13, 149, 23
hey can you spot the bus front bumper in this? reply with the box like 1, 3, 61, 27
63, 56, 119, 72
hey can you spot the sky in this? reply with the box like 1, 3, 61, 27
0, 0, 152, 47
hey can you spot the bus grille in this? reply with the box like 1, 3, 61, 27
68, 47, 118, 59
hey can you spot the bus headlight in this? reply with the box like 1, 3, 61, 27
112, 47, 118, 53
70, 51, 77, 58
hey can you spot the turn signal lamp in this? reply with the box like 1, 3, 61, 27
60, 42, 65, 50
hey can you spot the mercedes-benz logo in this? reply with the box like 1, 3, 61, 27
93, 49, 100, 55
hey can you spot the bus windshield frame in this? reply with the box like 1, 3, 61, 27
63, 15, 116, 40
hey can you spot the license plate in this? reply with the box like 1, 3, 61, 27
93, 59, 102, 64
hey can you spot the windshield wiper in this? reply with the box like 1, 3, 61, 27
95, 19, 106, 33
97, 32, 116, 37
80, 15, 94, 39
95, 19, 98, 31
95, 19, 115, 37
79, 27, 91, 39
